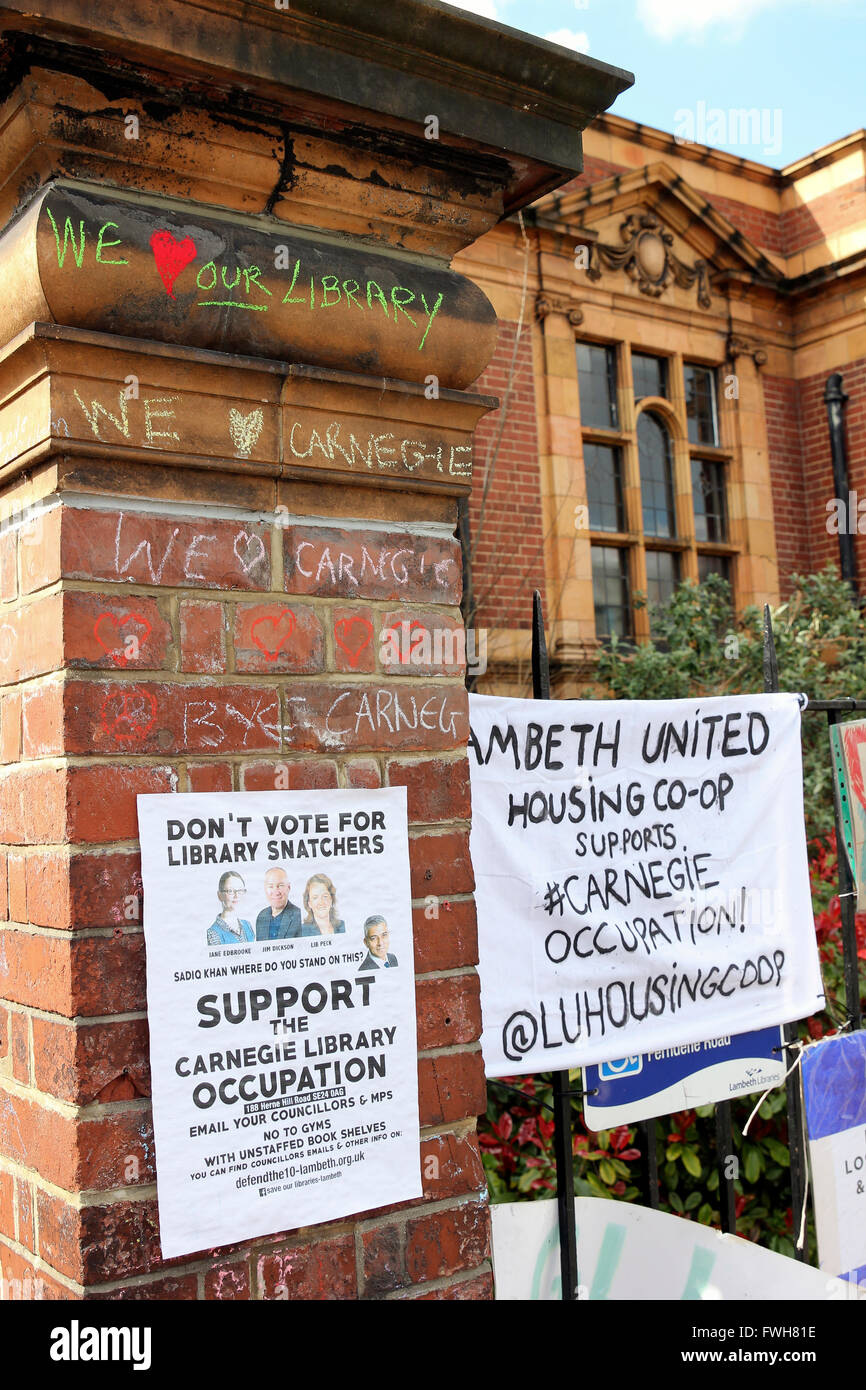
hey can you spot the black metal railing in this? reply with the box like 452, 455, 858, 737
505, 592, 866, 1299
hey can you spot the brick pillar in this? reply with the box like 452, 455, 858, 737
0, 0, 629, 1299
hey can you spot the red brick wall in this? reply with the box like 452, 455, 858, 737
797, 354, 866, 578
706, 193, 784, 255
555, 154, 629, 199
0, 496, 492, 1300
468, 319, 546, 631
781, 176, 866, 254
763, 373, 809, 592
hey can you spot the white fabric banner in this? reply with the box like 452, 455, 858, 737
468, 692, 824, 1076
137, 787, 420, 1258
491, 1199, 863, 1301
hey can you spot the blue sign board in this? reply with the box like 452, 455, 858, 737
583, 1026, 785, 1128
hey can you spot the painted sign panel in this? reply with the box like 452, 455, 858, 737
829, 719, 866, 911
491, 1198, 863, 1301
468, 692, 824, 1075
583, 1025, 785, 1128
137, 787, 421, 1258
803, 1030, 866, 1286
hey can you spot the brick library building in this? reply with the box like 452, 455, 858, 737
459, 113, 866, 695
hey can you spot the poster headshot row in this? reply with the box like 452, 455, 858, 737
206, 867, 399, 970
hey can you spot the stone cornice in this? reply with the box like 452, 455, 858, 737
0, 0, 633, 215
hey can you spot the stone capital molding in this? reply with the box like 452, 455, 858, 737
534, 292, 584, 327
725, 333, 768, 367
586, 210, 711, 308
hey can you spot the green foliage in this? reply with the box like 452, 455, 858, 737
479, 567, 866, 1257
594, 567, 866, 837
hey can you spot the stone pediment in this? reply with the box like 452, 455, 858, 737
537, 162, 782, 307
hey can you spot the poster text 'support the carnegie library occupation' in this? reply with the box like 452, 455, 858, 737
468, 693, 824, 1076
137, 787, 421, 1259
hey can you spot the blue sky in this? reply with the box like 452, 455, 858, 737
450, 0, 866, 167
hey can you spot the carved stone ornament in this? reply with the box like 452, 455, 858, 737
535, 292, 584, 326
726, 333, 768, 368
586, 211, 711, 309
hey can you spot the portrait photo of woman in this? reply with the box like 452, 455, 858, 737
301, 873, 346, 937
206, 871, 254, 947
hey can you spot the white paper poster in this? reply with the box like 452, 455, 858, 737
137, 787, 421, 1258
469, 692, 824, 1075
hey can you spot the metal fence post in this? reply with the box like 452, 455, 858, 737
531, 590, 580, 1300
763, 605, 809, 1259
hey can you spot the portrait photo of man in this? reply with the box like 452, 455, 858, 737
359, 915, 398, 970
255, 867, 302, 941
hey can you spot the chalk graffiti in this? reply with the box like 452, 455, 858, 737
100, 687, 158, 742
250, 609, 296, 662
334, 616, 374, 668
183, 694, 281, 749
0, 623, 16, 665
46, 209, 128, 268
93, 612, 152, 667
196, 261, 272, 311
229, 408, 264, 456
380, 620, 428, 666
0, 412, 43, 466
295, 541, 414, 587
232, 531, 267, 576
150, 229, 197, 299
45, 205, 449, 352
64, 383, 470, 478
73, 389, 130, 439
143, 397, 180, 445
114, 517, 178, 584
112, 515, 267, 585
72, 388, 182, 447
287, 419, 471, 477
324, 688, 459, 739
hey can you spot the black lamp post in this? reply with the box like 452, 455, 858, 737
823, 372, 857, 591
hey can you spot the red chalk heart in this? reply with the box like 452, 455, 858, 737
383, 619, 427, 665
334, 616, 373, 667
150, 229, 197, 299
93, 611, 152, 667
252, 609, 296, 661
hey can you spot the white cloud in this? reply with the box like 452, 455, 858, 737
544, 28, 591, 52
637, 0, 793, 40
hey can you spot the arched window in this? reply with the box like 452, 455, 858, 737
638, 411, 679, 615
638, 411, 676, 538
579, 340, 735, 646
